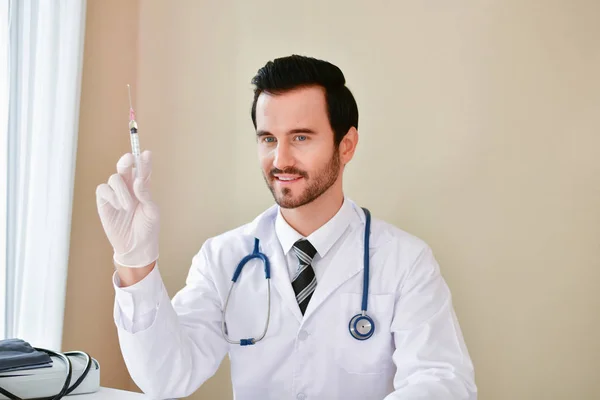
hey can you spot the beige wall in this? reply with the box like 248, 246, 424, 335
65, 1, 600, 399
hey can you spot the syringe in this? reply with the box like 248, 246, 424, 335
127, 84, 141, 178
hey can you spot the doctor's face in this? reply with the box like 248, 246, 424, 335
256, 86, 341, 209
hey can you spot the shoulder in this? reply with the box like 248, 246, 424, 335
365, 211, 433, 266
345, 199, 434, 267
349, 200, 429, 253
365, 214, 443, 289
198, 204, 278, 255
370, 217, 428, 251
186, 205, 277, 282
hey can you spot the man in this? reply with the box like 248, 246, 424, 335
96, 55, 477, 399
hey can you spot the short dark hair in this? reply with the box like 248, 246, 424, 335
250, 55, 359, 147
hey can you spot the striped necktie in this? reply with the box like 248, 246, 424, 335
291, 239, 318, 315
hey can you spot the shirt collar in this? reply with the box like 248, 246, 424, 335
275, 197, 354, 259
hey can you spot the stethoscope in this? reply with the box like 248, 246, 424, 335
221, 207, 374, 346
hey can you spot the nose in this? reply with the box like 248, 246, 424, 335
273, 142, 295, 171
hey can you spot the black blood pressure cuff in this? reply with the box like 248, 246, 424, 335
0, 338, 52, 372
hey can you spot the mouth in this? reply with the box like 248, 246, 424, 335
273, 175, 303, 185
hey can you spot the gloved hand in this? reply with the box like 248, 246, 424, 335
96, 150, 160, 268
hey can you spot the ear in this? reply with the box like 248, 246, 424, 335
339, 127, 358, 165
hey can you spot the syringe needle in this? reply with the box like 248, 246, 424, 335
127, 84, 133, 111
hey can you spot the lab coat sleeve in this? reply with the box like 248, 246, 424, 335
383, 245, 478, 400
113, 263, 164, 333
113, 246, 229, 399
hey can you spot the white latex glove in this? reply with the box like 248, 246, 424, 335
96, 150, 160, 268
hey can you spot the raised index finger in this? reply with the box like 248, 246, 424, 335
117, 153, 135, 190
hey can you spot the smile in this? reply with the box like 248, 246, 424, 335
274, 176, 303, 184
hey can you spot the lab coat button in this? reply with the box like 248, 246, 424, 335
297, 393, 306, 400
298, 330, 308, 341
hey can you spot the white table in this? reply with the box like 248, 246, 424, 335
70, 387, 148, 399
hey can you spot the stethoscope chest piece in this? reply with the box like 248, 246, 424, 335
349, 313, 375, 340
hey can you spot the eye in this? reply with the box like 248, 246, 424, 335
295, 135, 307, 141
263, 136, 276, 143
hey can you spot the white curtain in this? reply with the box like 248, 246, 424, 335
4, 0, 87, 351
0, 0, 8, 340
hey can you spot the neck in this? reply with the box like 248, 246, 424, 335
280, 182, 344, 237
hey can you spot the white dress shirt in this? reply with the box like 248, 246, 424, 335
275, 197, 354, 281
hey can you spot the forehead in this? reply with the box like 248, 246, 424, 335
255, 86, 329, 131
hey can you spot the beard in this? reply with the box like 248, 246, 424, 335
264, 149, 341, 209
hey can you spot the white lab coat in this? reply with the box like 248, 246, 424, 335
113, 200, 477, 399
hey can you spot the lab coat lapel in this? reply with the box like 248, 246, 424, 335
246, 206, 304, 324
262, 238, 304, 323
302, 230, 364, 322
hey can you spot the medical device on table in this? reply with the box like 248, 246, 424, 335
0, 339, 99, 399
221, 207, 375, 345
127, 84, 141, 177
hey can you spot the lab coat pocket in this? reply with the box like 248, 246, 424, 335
334, 292, 395, 375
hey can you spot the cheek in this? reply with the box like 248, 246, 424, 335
258, 147, 273, 170
303, 148, 333, 171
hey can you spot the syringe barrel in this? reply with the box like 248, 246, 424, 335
130, 130, 141, 157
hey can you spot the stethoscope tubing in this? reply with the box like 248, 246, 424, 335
221, 207, 374, 345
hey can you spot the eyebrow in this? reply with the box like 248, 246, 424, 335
256, 128, 317, 137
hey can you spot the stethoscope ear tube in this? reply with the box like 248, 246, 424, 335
222, 239, 271, 346
232, 239, 270, 282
